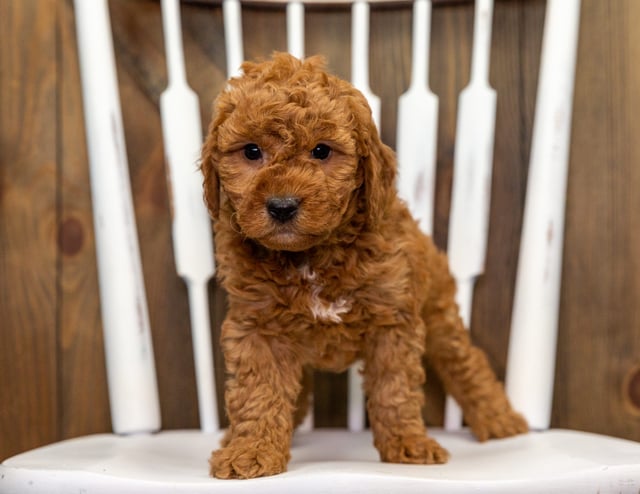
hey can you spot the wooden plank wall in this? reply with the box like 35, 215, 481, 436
1, 0, 640, 460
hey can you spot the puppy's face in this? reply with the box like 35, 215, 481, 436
203, 54, 389, 252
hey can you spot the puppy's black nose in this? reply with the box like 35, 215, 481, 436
267, 197, 300, 223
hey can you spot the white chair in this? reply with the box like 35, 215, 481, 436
2, 0, 640, 492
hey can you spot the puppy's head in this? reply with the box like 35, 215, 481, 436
202, 52, 396, 252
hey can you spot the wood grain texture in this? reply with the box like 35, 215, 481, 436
0, 0, 60, 460
557, 0, 640, 440
2, 0, 640, 461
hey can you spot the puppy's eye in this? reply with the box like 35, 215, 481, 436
311, 144, 331, 160
243, 143, 262, 161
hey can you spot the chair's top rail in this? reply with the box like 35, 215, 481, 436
185, 0, 469, 6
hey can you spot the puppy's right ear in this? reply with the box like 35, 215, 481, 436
200, 126, 220, 220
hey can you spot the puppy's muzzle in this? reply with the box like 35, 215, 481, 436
267, 196, 301, 223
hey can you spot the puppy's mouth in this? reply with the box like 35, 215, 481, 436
247, 196, 326, 252
257, 227, 325, 252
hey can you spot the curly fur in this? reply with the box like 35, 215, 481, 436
201, 53, 527, 479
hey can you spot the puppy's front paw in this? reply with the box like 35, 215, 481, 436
467, 407, 529, 442
379, 435, 450, 465
209, 439, 289, 479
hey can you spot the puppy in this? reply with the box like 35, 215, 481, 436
201, 52, 527, 479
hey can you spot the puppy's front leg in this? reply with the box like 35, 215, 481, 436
363, 322, 449, 465
210, 319, 302, 479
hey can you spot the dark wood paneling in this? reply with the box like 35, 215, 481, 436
0, 0, 60, 460
2, 0, 640, 461
557, 0, 640, 439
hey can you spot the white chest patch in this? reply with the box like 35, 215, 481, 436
300, 265, 352, 323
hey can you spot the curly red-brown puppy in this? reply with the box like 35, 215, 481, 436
201, 52, 527, 479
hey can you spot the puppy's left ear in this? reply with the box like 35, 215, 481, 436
357, 120, 397, 230
200, 123, 220, 220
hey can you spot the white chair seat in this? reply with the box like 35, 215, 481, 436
2, 429, 639, 493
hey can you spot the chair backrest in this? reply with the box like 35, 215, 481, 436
73, 0, 580, 436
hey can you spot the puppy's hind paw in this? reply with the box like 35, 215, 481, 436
379, 435, 450, 465
468, 408, 529, 442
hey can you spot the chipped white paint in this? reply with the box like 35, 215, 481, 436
74, 0, 160, 435
396, 0, 438, 236
506, 0, 581, 431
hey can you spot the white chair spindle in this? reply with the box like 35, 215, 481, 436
223, 0, 244, 78
505, 0, 582, 431
159, 0, 218, 433
396, 0, 438, 236
287, 1, 305, 60
445, 0, 496, 430
351, 0, 381, 131
348, 0, 380, 433
73, 0, 161, 435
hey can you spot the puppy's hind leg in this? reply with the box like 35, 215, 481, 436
424, 301, 528, 441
